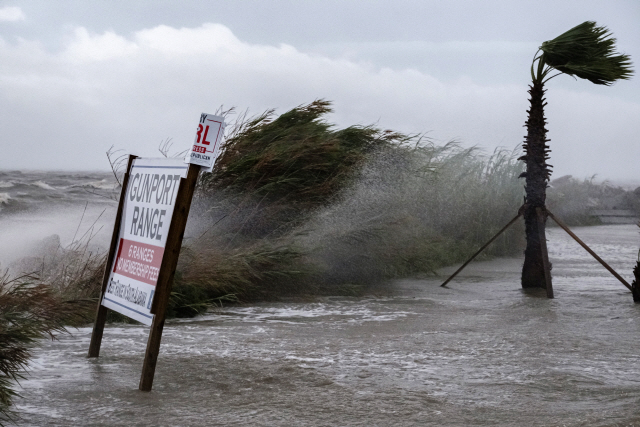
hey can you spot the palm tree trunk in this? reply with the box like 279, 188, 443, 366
521, 81, 552, 289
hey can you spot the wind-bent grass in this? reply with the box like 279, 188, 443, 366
0, 273, 91, 424
197, 100, 407, 239
169, 242, 311, 316
172, 137, 526, 314
10, 102, 528, 318
290, 142, 525, 287
38, 243, 105, 303
3, 100, 635, 421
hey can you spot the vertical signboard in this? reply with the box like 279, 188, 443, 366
185, 113, 226, 171
100, 158, 188, 325
91, 111, 225, 391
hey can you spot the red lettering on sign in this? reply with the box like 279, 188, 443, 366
113, 238, 164, 286
196, 124, 203, 144
201, 125, 212, 145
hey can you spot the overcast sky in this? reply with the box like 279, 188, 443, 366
1, 0, 638, 182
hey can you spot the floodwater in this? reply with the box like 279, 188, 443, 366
14, 224, 640, 426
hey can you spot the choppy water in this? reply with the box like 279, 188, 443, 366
11, 221, 640, 426
0, 170, 117, 269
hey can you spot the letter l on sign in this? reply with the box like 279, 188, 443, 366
185, 112, 226, 171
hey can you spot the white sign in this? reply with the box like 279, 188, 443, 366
185, 113, 226, 171
101, 158, 188, 325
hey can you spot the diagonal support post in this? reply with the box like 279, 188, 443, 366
536, 207, 554, 298
546, 209, 632, 291
632, 254, 640, 302
631, 223, 640, 303
441, 210, 523, 287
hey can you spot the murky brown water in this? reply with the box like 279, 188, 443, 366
14, 224, 640, 426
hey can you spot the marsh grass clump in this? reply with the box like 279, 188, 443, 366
37, 242, 106, 303
170, 134, 526, 314
168, 241, 312, 317
201, 100, 402, 206
197, 100, 406, 238
293, 142, 525, 286
0, 273, 91, 424
167, 100, 413, 315
8, 231, 135, 323
10, 101, 529, 318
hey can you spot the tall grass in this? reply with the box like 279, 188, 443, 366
290, 141, 525, 287
3, 100, 634, 421
8, 101, 528, 319
196, 100, 405, 239
0, 273, 91, 424
170, 242, 311, 316
173, 123, 526, 314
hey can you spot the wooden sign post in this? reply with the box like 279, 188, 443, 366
88, 112, 226, 391
88, 154, 137, 358
139, 164, 199, 391
88, 157, 199, 389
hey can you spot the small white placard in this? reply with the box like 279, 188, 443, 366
185, 113, 226, 171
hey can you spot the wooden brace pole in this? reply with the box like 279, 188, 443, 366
546, 210, 632, 291
441, 210, 522, 287
536, 207, 554, 298
632, 253, 640, 302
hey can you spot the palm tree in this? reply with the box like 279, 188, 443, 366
520, 21, 633, 289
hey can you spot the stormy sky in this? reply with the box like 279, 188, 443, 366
0, 0, 638, 182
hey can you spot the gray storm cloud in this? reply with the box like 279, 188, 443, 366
0, 19, 638, 181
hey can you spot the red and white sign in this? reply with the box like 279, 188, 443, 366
185, 113, 226, 171
101, 158, 188, 325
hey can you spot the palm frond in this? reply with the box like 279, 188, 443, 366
539, 21, 633, 85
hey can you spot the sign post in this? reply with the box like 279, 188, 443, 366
88, 157, 190, 358
139, 164, 199, 390
88, 112, 226, 391
88, 154, 137, 358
